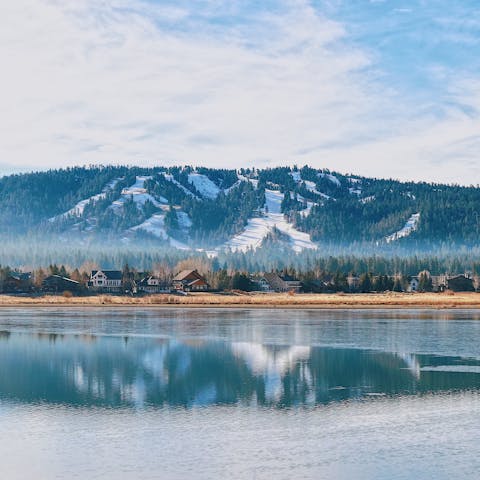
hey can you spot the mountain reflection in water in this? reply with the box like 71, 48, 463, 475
1, 332, 479, 408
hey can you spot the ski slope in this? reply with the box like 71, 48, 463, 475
188, 173, 220, 199
220, 189, 317, 253
110, 176, 167, 212
49, 177, 121, 221
129, 212, 190, 250
385, 213, 420, 243
289, 172, 331, 199
162, 173, 197, 197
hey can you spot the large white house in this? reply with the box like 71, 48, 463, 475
89, 270, 123, 292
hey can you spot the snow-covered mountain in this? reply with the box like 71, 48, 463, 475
1, 165, 479, 251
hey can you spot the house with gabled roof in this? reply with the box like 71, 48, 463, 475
262, 272, 302, 293
172, 269, 209, 292
88, 270, 123, 293
446, 274, 475, 292
2, 271, 33, 293
137, 276, 168, 294
42, 275, 81, 293
250, 274, 273, 292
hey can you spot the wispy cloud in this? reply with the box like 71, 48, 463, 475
0, 0, 479, 184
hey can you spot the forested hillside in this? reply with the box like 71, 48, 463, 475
0, 165, 479, 253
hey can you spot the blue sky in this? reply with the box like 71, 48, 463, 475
0, 0, 479, 183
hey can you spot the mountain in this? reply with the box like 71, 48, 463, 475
1, 165, 479, 254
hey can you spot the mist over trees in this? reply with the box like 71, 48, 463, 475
1, 165, 480, 274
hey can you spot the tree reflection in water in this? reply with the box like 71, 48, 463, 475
1, 332, 480, 408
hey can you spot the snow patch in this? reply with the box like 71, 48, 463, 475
162, 173, 197, 197
298, 195, 315, 217
224, 180, 241, 193
237, 174, 259, 189
129, 213, 190, 250
290, 171, 301, 182
385, 213, 420, 243
188, 173, 220, 199
110, 176, 166, 212
177, 211, 192, 230
319, 172, 341, 187
289, 172, 331, 199
131, 213, 168, 239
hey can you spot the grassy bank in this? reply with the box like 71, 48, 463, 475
0, 291, 480, 308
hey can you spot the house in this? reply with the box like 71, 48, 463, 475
407, 276, 419, 293
262, 272, 303, 293
2, 272, 33, 293
431, 274, 447, 292
172, 270, 209, 292
446, 274, 475, 292
42, 275, 81, 293
250, 275, 274, 292
281, 274, 303, 292
88, 270, 123, 293
347, 274, 360, 292
137, 276, 168, 294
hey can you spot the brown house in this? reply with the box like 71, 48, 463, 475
172, 270, 209, 292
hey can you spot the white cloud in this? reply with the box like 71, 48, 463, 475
0, 0, 479, 184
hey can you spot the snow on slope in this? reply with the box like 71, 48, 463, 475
162, 173, 197, 197
290, 171, 302, 182
188, 173, 220, 199
298, 195, 315, 217
224, 180, 242, 193
319, 172, 341, 186
220, 189, 317, 253
289, 172, 331, 199
129, 212, 190, 250
119, 174, 193, 249
237, 174, 259, 188
131, 213, 168, 238
385, 213, 420, 243
110, 176, 167, 212
177, 211, 192, 229
49, 178, 121, 221
222, 218, 270, 251
305, 180, 332, 199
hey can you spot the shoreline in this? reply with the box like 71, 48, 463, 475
1, 292, 480, 309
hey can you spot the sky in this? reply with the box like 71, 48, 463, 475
0, 0, 479, 184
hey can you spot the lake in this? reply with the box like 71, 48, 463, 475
0, 307, 480, 479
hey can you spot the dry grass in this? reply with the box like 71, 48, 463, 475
1, 291, 480, 308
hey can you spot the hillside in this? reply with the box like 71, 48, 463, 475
1, 165, 479, 253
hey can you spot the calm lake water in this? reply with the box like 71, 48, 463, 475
1, 307, 480, 479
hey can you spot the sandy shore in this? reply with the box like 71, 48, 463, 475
1, 292, 480, 308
